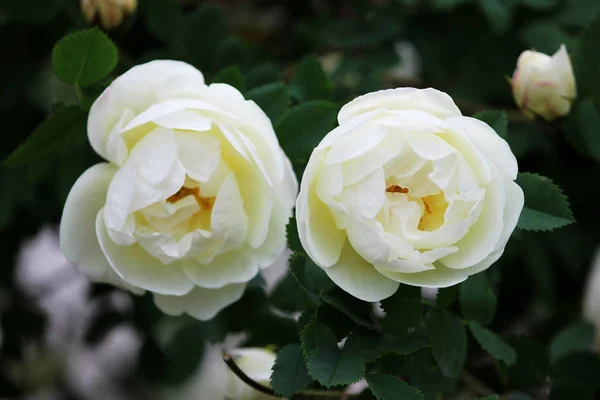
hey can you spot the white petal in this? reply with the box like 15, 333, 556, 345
183, 248, 260, 289
129, 127, 177, 184
123, 98, 237, 133
154, 109, 212, 132
175, 131, 221, 182
153, 283, 246, 321
338, 87, 461, 124
441, 165, 505, 269
377, 261, 471, 288
296, 149, 346, 268
297, 182, 346, 268
436, 123, 491, 184
325, 241, 399, 302
211, 173, 249, 251
446, 116, 518, 181
495, 180, 524, 252
88, 60, 205, 161
96, 210, 194, 295
336, 168, 385, 219
60, 163, 116, 281
324, 124, 386, 165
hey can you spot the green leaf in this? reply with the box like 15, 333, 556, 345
549, 321, 595, 362
459, 273, 496, 325
181, 5, 226, 70
344, 329, 427, 363
245, 63, 281, 89
436, 286, 459, 310
211, 65, 245, 92
288, 253, 322, 307
575, 100, 600, 162
270, 343, 313, 397
519, 22, 575, 55
275, 101, 338, 164
426, 310, 468, 378
575, 13, 600, 99
286, 217, 303, 253
52, 28, 118, 87
549, 380, 594, 400
246, 82, 290, 123
473, 110, 508, 138
4, 106, 87, 167
292, 55, 334, 102
321, 290, 375, 329
162, 322, 206, 384
323, 14, 401, 48
144, 0, 182, 43
520, 0, 559, 9
477, 396, 499, 400
301, 317, 338, 357
509, 392, 533, 400
381, 285, 423, 336
507, 337, 549, 389
214, 37, 253, 71
269, 273, 305, 313
516, 172, 574, 231
479, 0, 515, 34
551, 352, 600, 390
307, 343, 365, 387
469, 321, 517, 365
366, 374, 424, 400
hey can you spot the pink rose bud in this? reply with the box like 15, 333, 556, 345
511, 44, 576, 121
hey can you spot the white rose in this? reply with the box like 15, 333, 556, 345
81, 0, 137, 30
60, 60, 298, 320
296, 88, 524, 302
584, 247, 600, 351
511, 44, 576, 121
162, 344, 278, 400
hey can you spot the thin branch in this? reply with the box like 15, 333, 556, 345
222, 352, 278, 397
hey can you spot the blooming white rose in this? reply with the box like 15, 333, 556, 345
511, 44, 576, 121
296, 88, 524, 301
81, 0, 137, 30
60, 60, 297, 320
584, 247, 600, 351
161, 343, 278, 400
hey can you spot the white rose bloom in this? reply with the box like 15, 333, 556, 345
60, 60, 298, 320
511, 44, 576, 121
584, 247, 600, 350
296, 88, 524, 302
161, 344, 278, 400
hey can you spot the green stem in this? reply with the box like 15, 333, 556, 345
74, 84, 84, 103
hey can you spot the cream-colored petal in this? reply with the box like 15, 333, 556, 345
183, 248, 259, 289
441, 165, 505, 269
96, 210, 194, 295
88, 60, 205, 161
446, 116, 518, 181
153, 283, 246, 321
175, 131, 221, 182
211, 173, 249, 251
60, 163, 116, 281
338, 87, 461, 124
325, 241, 399, 302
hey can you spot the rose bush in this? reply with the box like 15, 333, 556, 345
296, 88, 524, 302
60, 60, 297, 320
511, 44, 576, 121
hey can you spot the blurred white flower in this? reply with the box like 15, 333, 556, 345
14, 225, 141, 399
584, 247, 600, 350
160, 339, 278, 400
